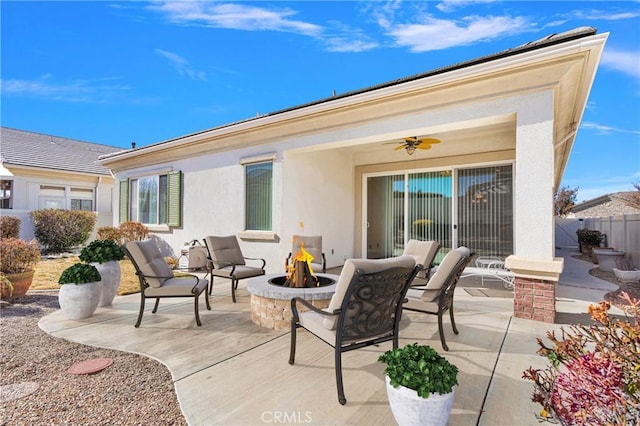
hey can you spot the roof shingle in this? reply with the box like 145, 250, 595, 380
0, 127, 123, 175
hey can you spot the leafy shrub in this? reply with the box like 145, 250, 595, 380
96, 226, 123, 243
58, 263, 101, 284
378, 343, 458, 398
0, 274, 14, 299
30, 209, 97, 253
0, 238, 41, 274
0, 216, 21, 239
523, 293, 640, 425
79, 239, 125, 264
576, 229, 604, 246
119, 221, 149, 243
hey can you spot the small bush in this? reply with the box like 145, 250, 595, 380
576, 229, 604, 246
0, 216, 21, 239
119, 221, 149, 243
0, 238, 41, 274
79, 239, 125, 264
58, 263, 101, 284
96, 226, 123, 243
523, 294, 640, 424
30, 209, 97, 253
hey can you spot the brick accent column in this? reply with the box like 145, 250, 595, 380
513, 276, 556, 323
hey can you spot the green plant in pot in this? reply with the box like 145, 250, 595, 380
58, 263, 102, 320
379, 343, 458, 426
576, 229, 604, 259
0, 238, 41, 298
79, 239, 124, 307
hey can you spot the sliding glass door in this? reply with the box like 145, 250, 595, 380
365, 164, 513, 262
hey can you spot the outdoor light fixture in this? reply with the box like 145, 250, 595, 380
405, 145, 416, 155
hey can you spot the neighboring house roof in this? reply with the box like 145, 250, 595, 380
571, 192, 640, 218
0, 127, 123, 175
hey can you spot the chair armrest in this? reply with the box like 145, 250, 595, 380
290, 297, 340, 320
209, 259, 236, 273
244, 256, 266, 269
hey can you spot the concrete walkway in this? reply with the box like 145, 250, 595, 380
38, 248, 623, 425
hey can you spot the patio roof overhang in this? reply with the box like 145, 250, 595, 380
99, 28, 607, 190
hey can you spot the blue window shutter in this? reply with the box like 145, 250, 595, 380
167, 171, 182, 227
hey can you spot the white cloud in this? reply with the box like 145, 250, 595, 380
0, 76, 130, 103
581, 121, 640, 136
600, 48, 640, 79
324, 38, 379, 53
569, 9, 640, 21
155, 49, 207, 81
436, 0, 499, 13
387, 15, 530, 52
148, 1, 322, 36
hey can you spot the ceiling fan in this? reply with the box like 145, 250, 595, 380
392, 136, 441, 155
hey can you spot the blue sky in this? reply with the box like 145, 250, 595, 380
1, 1, 638, 202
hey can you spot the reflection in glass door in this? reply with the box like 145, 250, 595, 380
366, 175, 404, 258
365, 164, 513, 262
407, 171, 453, 261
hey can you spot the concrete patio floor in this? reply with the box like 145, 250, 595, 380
38, 248, 622, 425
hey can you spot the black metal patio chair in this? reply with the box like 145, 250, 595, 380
288, 255, 421, 405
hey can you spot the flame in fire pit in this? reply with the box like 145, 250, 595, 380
285, 241, 319, 287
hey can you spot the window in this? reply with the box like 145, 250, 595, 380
245, 161, 272, 231
70, 187, 94, 211
0, 180, 12, 209
120, 171, 181, 226
71, 199, 93, 211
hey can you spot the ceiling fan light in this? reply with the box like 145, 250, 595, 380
406, 145, 416, 155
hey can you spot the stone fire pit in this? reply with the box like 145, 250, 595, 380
247, 273, 338, 330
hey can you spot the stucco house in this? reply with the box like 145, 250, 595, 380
99, 27, 607, 323
0, 127, 123, 240
571, 191, 640, 218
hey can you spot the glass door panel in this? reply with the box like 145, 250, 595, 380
457, 165, 513, 258
366, 175, 404, 258
407, 171, 453, 262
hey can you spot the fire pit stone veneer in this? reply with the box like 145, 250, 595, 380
247, 273, 338, 330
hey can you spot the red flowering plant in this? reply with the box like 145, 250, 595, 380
523, 292, 640, 425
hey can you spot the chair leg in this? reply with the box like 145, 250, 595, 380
335, 348, 347, 405
288, 323, 297, 365
450, 306, 459, 335
194, 296, 202, 326
152, 298, 160, 314
231, 279, 237, 303
135, 294, 146, 328
204, 289, 211, 311
208, 276, 214, 296
438, 312, 449, 352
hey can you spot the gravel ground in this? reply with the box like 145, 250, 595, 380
574, 254, 640, 310
0, 292, 186, 426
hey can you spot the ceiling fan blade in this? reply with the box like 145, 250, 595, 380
394, 145, 406, 151
416, 144, 433, 150
419, 138, 441, 145
404, 136, 419, 143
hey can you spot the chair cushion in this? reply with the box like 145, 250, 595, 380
144, 276, 208, 297
323, 255, 416, 330
211, 265, 265, 279
406, 287, 440, 303
125, 239, 174, 288
423, 249, 465, 293
299, 310, 337, 345
205, 236, 246, 266
402, 298, 439, 314
403, 240, 440, 279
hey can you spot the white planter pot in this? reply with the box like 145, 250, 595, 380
91, 261, 122, 307
385, 376, 455, 426
613, 268, 640, 284
593, 249, 626, 273
58, 281, 101, 320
